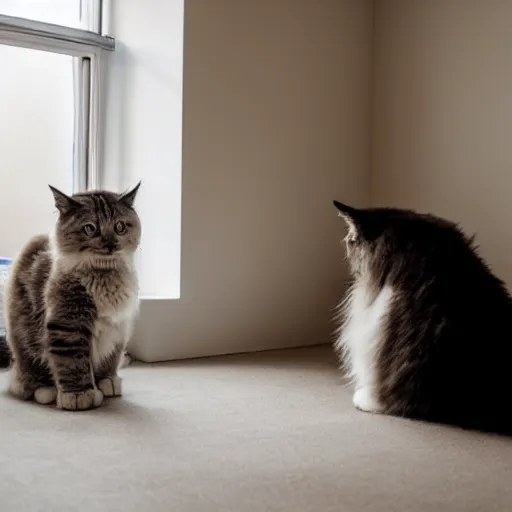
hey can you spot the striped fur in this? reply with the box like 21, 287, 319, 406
5, 184, 141, 411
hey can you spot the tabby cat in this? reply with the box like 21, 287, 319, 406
334, 200, 512, 435
3, 184, 141, 410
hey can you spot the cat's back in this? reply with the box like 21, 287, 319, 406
392, 215, 512, 319
8, 235, 52, 292
5, 234, 52, 324
376, 212, 512, 427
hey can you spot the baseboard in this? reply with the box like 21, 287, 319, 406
128, 279, 353, 363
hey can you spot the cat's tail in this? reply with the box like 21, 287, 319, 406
0, 335, 11, 368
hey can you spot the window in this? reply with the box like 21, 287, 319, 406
0, 0, 82, 30
0, 0, 184, 300
0, 0, 114, 257
0, 46, 73, 255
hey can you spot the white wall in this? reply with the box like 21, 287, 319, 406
371, 0, 512, 288
0, 45, 73, 259
110, 0, 373, 361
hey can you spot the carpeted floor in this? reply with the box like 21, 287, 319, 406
0, 345, 511, 512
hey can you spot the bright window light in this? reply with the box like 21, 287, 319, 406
0, 0, 184, 299
0, 46, 73, 258
0, 0, 82, 30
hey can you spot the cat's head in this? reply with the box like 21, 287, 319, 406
333, 200, 466, 279
49, 183, 142, 258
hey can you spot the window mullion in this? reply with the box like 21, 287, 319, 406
0, 14, 114, 53
72, 56, 90, 193
87, 52, 104, 191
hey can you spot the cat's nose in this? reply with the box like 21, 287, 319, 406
102, 237, 118, 253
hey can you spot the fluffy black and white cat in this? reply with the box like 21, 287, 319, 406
334, 200, 512, 435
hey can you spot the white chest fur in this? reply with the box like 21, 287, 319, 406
92, 310, 136, 369
82, 266, 139, 369
337, 281, 393, 391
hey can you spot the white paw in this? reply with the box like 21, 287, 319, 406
34, 386, 57, 405
97, 376, 122, 398
353, 387, 382, 413
57, 388, 104, 411
8, 366, 32, 400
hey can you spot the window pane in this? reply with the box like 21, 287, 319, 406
0, 45, 73, 259
0, 0, 82, 29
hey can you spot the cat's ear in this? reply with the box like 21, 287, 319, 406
119, 181, 141, 208
49, 185, 82, 214
333, 200, 361, 231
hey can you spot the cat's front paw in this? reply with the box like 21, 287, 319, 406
57, 388, 104, 411
8, 364, 33, 400
97, 376, 122, 398
34, 386, 57, 405
353, 387, 382, 413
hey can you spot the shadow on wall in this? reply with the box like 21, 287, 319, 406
126, 0, 373, 362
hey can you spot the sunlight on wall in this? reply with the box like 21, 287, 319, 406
103, 0, 184, 299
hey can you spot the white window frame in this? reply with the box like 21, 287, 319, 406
0, 0, 115, 193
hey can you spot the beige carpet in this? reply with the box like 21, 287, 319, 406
0, 346, 511, 512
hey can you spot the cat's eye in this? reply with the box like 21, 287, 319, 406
115, 221, 127, 234
83, 223, 97, 236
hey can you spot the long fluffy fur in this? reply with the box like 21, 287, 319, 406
334, 201, 512, 435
